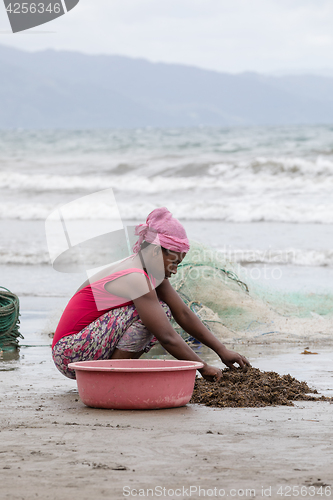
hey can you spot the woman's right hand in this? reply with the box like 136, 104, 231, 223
199, 364, 222, 382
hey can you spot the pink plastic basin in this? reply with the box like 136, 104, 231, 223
68, 359, 203, 410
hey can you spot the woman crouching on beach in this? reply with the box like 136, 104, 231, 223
52, 207, 250, 381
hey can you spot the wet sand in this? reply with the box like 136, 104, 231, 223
1, 341, 333, 500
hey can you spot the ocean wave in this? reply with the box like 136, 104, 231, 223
214, 248, 333, 267
0, 171, 225, 192
0, 250, 51, 265
1, 246, 332, 267
210, 156, 333, 177
1, 157, 333, 194
1, 201, 333, 223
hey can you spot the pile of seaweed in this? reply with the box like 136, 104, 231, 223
190, 367, 333, 408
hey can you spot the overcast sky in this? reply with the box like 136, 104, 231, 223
1, 0, 333, 74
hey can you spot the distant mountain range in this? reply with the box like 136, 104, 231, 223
1, 44, 333, 128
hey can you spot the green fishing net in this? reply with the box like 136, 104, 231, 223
169, 241, 333, 343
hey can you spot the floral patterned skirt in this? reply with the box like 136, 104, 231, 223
52, 300, 171, 379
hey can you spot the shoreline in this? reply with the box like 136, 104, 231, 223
1, 341, 332, 499
1, 288, 333, 499
1, 268, 333, 498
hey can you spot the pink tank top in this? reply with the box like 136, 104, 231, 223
52, 267, 155, 349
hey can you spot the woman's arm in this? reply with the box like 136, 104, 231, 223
156, 279, 250, 370
131, 279, 223, 381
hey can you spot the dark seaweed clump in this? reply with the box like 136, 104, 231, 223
190, 367, 333, 408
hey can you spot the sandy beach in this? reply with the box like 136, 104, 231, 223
1, 126, 333, 499
2, 1, 333, 495
1, 339, 333, 500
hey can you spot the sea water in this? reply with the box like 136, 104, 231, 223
0, 126, 332, 346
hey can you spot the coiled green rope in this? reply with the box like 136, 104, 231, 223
0, 286, 23, 350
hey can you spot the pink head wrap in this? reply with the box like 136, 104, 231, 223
132, 207, 190, 254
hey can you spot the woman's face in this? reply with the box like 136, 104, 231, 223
162, 249, 186, 279
141, 244, 186, 281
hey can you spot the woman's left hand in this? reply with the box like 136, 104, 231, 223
219, 348, 251, 370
